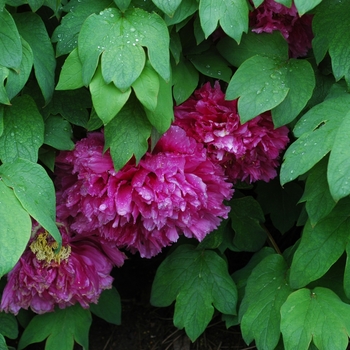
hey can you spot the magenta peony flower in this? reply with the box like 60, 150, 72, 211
249, 0, 313, 57
0, 222, 120, 315
55, 127, 233, 258
174, 81, 289, 183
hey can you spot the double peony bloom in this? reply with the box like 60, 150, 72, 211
1, 79, 289, 314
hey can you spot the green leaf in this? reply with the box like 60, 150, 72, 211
0, 159, 62, 245
56, 48, 84, 90
0, 180, 31, 278
144, 76, 173, 133
13, 13, 56, 104
114, 0, 131, 11
0, 67, 10, 105
218, 31, 288, 68
271, 59, 315, 127
151, 244, 237, 342
44, 89, 91, 128
0, 313, 18, 339
280, 94, 350, 185
199, 0, 248, 43
27, 0, 45, 11
0, 9, 22, 69
275, 0, 292, 6
132, 62, 160, 111
299, 156, 336, 226
313, 0, 350, 84
229, 196, 266, 252
90, 65, 131, 125
5, 38, 33, 101
164, 0, 198, 26
152, 0, 182, 16
18, 304, 92, 350
0, 334, 7, 350
78, 7, 170, 89
39, 147, 56, 172
188, 49, 232, 83
44, 115, 75, 150
327, 110, 350, 201
226, 55, 314, 124
256, 180, 303, 234
0, 95, 44, 163
280, 287, 350, 350
172, 57, 198, 105
344, 245, 350, 299
226, 55, 288, 123
87, 109, 104, 131
52, 0, 112, 57
294, 0, 321, 15
90, 287, 121, 325
240, 254, 293, 350
104, 96, 152, 169
289, 198, 350, 289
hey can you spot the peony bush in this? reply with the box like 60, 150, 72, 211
1, 0, 350, 349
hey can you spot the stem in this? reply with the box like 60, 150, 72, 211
263, 225, 282, 255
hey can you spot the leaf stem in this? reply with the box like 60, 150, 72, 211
263, 225, 282, 255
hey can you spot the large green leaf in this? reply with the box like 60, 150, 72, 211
44, 115, 75, 151
5, 38, 33, 101
0, 67, 10, 105
44, 89, 91, 128
144, 76, 173, 133
226, 55, 314, 125
199, 0, 248, 43
0, 159, 62, 245
52, 0, 112, 57
280, 287, 350, 350
151, 244, 237, 342
152, 0, 182, 16
78, 7, 170, 89
0, 313, 18, 339
164, 0, 198, 26
104, 96, 152, 169
90, 287, 121, 325
188, 49, 232, 83
0, 9, 22, 69
289, 197, 350, 289
313, 0, 350, 84
0, 95, 44, 163
299, 156, 336, 227
114, 0, 131, 11
172, 57, 198, 105
13, 13, 56, 104
218, 31, 287, 68
229, 196, 266, 252
256, 180, 303, 234
0, 180, 31, 278
294, 0, 321, 15
280, 94, 350, 200
132, 62, 159, 112
56, 48, 84, 91
90, 65, 131, 125
18, 304, 92, 350
240, 254, 293, 350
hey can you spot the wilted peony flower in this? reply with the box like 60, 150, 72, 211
249, 0, 313, 57
55, 127, 233, 258
174, 81, 289, 183
0, 222, 120, 315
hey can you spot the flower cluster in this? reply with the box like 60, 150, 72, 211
249, 0, 313, 57
174, 81, 289, 183
0, 222, 122, 315
55, 126, 233, 259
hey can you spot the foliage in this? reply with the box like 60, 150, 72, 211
0, 0, 350, 349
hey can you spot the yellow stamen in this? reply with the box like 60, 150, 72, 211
30, 232, 71, 265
